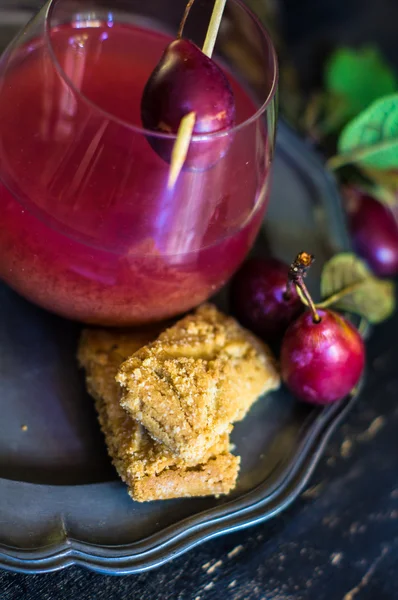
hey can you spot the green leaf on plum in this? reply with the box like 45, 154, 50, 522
329, 94, 398, 171
320, 252, 395, 324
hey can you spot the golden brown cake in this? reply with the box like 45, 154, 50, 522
117, 304, 280, 462
78, 327, 239, 502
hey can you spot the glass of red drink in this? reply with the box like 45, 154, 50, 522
0, 0, 278, 325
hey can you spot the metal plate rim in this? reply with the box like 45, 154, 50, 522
0, 389, 358, 575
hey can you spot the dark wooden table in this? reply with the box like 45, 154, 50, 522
1, 0, 398, 598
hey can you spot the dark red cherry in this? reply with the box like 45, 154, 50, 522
141, 39, 236, 170
230, 258, 303, 341
344, 186, 398, 277
281, 309, 365, 405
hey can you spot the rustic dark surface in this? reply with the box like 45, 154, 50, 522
1, 0, 398, 598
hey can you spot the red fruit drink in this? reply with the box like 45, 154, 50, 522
0, 22, 272, 325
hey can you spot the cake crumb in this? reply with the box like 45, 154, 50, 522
21, 425, 28, 432
228, 545, 244, 559
357, 416, 385, 441
341, 439, 352, 458
331, 552, 343, 566
207, 559, 222, 574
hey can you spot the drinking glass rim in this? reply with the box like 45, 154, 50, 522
44, 0, 278, 142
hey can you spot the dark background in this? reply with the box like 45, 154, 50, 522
1, 0, 398, 598
283, 0, 398, 69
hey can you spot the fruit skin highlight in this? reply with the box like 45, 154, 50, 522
141, 39, 236, 169
281, 308, 365, 405
230, 257, 302, 341
344, 187, 398, 277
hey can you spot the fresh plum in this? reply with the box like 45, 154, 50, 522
230, 257, 302, 341
281, 308, 365, 405
344, 187, 398, 277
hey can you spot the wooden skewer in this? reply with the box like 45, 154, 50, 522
202, 0, 228, 58
168, 0, 228, 187
168, 111, 197, 189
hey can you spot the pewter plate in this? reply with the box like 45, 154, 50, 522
0, 116, 356, 574
0, 12, 354, 570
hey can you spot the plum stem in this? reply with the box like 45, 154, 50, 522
168, 111, 196, 189
288, 252, 321, 323
177, 0, 196, 39
297, 282, 321, 324
202, 0, 228, 58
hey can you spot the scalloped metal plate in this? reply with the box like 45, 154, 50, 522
0, 391, 358, 575
0, 7, 353, 566
0, 119, 354, 575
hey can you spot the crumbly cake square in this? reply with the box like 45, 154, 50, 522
117, 304, 280, 462
78, 328, 239, 502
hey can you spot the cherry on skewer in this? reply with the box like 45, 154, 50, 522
280, 253, 365, 405
141, 0, 236, 185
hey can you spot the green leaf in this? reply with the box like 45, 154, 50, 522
325, 47, 397, 124
332, 94, 398, 171
321, 253, 395, 324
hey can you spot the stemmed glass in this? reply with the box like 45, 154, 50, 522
0, 0, 278, 325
